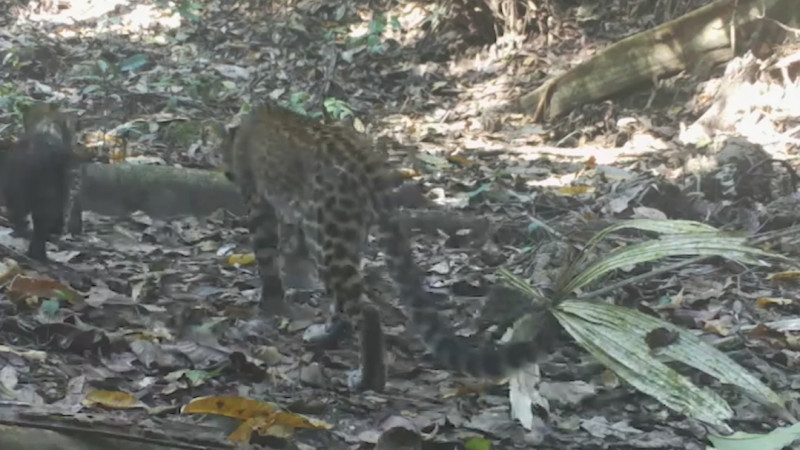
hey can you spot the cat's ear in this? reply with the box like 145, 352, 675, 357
217, 122, 240, 182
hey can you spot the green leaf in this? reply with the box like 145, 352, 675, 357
563, 234, 785, 294
465, 437, 491, 450
3, 51, 18, 66
369, 16, 385, 35
366, 35, 383, 53
82, 85, 101, 94
54, 288, 79, 303
176, 0, 201, 21
96, 59, 109, 74
554, 300, 784, 425
553, 301, 733, 427
185, 370, 211, 385
709, 423, 800, 450
466, 183, 491, 199
498, 268, 544, 301
119, 54, 148, 72
290, 91, 309, 103
323, 98, 353, 119
498, 218, 791, 427
585, 219, 721, 250
41, 299, 60, 318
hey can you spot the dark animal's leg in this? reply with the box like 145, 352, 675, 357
303, 187, 385, 391
65, 165, 83, 235
247, 196, 286, 313
29, 185, 63, 261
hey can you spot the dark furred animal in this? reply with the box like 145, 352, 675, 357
0, 103, 82, 261
221, 102, 539, 391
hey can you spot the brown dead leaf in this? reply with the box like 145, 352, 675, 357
703, 316, 733, 336
6, 275, 81, 304
109, 145, 126, 163
748, 323, 787, 347
443, 382, 488, 398
601, 369, 619, 388
446, 154, 475, 168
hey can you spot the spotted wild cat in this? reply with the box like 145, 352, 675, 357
220, 102, 538, 391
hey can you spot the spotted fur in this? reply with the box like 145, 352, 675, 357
222, 102, 538, 391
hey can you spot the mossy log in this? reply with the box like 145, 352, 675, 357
79, 163, 246, 218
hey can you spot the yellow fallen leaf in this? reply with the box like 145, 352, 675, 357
232, 416, 302, 441
229, 417, 257, 443
557, 185, 594, 196
184, 396, 331, 444
768, 271, 800, 281
84, 390, 142, 409
397, 167, 420, 179
756, 297, 795, 308
182, 396, 276, 419
227, 253, 256, 266
252, 415, 292, 438
271, 411, 331, 430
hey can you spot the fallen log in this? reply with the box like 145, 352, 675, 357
519, 0, 800, 121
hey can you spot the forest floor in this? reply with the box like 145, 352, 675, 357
0, 0, 799, 449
